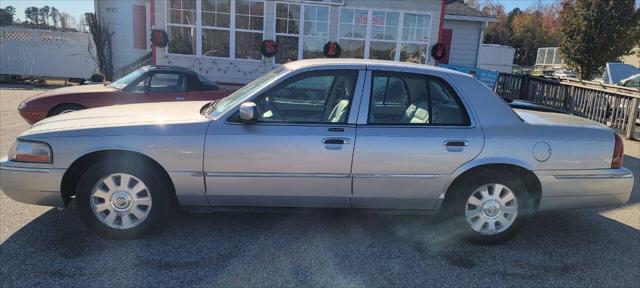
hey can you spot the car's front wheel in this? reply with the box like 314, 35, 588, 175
444, 170, 531, 245
49, 104, 85, 117
76, 159, 172, 239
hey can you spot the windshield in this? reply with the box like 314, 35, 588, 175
107, 67, 148, 89
207, 66, 288, 118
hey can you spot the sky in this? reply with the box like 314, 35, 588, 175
1, 0, 638, 21
497, 0, 640, 11
497, 0, 559, 12
1, 0, 94, 22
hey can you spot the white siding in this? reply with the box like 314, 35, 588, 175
443, 19, 480, 68
96, 0, 148, 73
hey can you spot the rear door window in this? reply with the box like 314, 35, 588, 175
368, 71, 469, 126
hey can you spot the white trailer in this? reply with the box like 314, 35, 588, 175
0, 27, 96, 79
477, 44, 515, 73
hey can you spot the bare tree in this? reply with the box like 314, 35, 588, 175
85, 13, 114, 81
60, 12, 78, 32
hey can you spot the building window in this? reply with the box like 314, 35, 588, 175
275, 2, 301, 63
400, 13, 431, 64
274, 3, 329, 64
338, 8, 432, 63
202, 0, 231, 57
182, 0, 264, 59
168, 0, 196, 55
235, 0, 264, 60
303, 5, 329, 59
369, 11, 399, 61
339, 8, 368, 58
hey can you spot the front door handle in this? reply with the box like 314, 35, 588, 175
444, 140, 468, 147
176, 96, 185, 101
322, 137, 351, 145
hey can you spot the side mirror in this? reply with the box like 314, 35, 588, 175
238, 102, 257, 123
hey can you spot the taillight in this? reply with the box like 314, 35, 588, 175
612, 133, 624, 169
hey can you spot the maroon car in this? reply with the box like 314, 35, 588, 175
18, 65, 237, 124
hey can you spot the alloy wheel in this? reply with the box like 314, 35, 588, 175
89, 173, 153, 230
464, 183, 518, 235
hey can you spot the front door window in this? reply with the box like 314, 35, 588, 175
248, 70, 359, 124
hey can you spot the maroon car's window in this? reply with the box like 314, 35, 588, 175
147, 73, 186, 93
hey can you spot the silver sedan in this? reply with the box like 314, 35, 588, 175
0, 59, 634, 244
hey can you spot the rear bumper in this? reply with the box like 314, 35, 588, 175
0, 157, 65, 207
535, 168, 634, 211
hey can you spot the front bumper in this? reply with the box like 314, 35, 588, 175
535, 168, 634, 210
0, 157, 65, 207
18, 108, 47, 125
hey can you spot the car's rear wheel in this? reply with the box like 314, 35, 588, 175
444, 170, 530, 245
49, 104, 85, 117
76, 159, 172, 239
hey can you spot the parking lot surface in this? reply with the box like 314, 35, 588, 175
1, 87, 639, 287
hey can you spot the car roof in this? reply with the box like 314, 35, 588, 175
283, 59, 471, 77
145, 65, 192, 72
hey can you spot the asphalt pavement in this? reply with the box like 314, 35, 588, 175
1, 87, 639, 287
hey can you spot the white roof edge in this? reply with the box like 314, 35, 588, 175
445, 14, 497, 23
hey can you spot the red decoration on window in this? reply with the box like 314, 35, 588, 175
372, 16, 384, 28
323, 41, 342, 58
260, 40, 278, 57
431, 42, 448, 61
150, 29, 169, 48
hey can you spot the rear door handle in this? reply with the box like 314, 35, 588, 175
444, 140, 468, 147
322, 137, 351, 145
176, 96, 185, 101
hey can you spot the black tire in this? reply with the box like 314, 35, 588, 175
442, 170, 531, 245
48, 104, 85, 117
75, 158, 172, 239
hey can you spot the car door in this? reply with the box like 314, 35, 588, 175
116, 71, 188, 104
351, 70, 484, 209
203, 69, 365, 208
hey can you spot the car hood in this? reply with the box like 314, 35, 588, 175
30, 84, 117, 99
24, 101, 211, 136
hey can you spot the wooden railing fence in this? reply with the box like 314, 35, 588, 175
494, 73, 640, 139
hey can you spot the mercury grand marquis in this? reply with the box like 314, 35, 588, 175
0, 59, 634, 244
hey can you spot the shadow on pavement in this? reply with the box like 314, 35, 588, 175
1, 156, 639, 287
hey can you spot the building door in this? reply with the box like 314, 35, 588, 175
440, 29, 453, 64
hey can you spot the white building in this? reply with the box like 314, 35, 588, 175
95, 0, 494, 84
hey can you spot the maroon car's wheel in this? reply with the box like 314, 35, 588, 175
49, 104, 85, 117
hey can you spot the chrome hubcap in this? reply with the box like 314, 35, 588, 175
465, 183, 518, 235
90, 173, 152, 230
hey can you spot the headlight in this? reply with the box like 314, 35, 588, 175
8, 140, 52, 163
18, 101, 27, 110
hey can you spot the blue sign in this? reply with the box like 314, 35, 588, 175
438, 64, 500, 89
